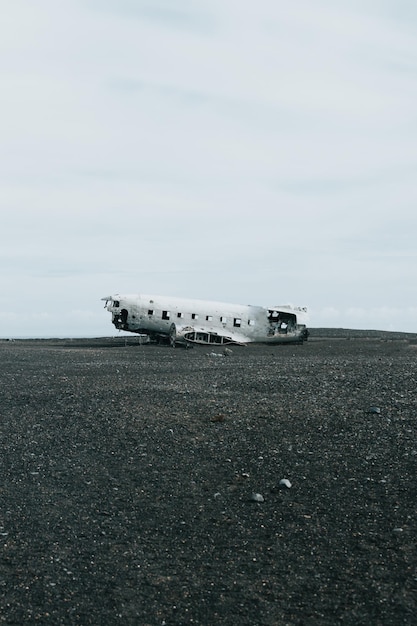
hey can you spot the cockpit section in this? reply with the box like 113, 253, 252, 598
112, 308, 129, 330
101, 297, 130, 331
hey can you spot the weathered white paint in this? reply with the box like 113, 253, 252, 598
102, 294, 309, 345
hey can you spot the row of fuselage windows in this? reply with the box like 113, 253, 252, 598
147, 309, 256, 328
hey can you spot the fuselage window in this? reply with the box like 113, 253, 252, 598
114, 300, 120, 307
177, 312, 184, 318
234, 318, 241, 327
248, 319, 255, 326
206, 315, 213, 322
220, 316, 227, 323
148, 309, 154, 316
192, 313, 198, 320
162, 311, 170, 320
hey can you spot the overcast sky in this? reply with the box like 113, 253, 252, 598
1, 0, 417, 337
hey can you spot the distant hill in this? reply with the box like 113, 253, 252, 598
309, 328, 417, 341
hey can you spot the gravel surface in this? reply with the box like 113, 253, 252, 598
1, 335, 417, 625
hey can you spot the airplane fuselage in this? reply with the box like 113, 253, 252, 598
102, 294, 309, 346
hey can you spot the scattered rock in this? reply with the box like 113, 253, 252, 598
279, 479, 292, 489
251, 493, 265, 503
368, 406, 381, 414
210, 413, 225, 423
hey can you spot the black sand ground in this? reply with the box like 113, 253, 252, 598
1, 334, 416, 625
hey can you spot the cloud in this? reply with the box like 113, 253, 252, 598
1, 1, 417, 335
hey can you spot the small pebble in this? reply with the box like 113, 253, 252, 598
251, 493, 264, 503
279, 479, 292, 489
368, 406, 381, 414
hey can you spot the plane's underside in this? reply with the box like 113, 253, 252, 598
102, 294, 309, 346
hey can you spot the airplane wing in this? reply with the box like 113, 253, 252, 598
176, 325, 247, 346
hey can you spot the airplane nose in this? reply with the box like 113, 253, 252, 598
112, 307, 129, 330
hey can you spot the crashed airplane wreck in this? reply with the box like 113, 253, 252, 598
102, 294, 309, 346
